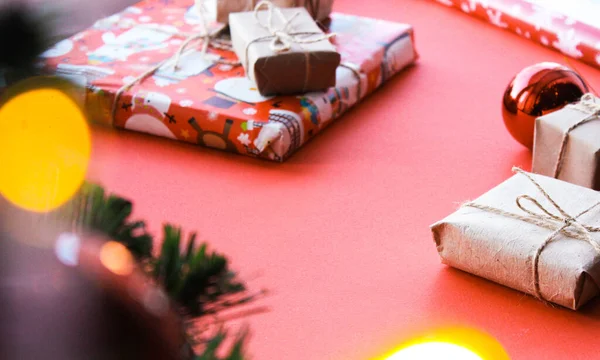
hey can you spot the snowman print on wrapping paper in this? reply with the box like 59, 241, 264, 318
87, 25, 177, 64
124, 91, 177, 139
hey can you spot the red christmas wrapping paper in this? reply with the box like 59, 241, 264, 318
431, 0, 600, 71
41, 0, 417, 162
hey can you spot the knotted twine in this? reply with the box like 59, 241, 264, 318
244, 0, 336, 88
110, 0, 236, 124
463, 167, 600, 301
553, 93, 600, 178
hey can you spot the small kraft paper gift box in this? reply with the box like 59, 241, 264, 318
208, 0, 333, 24
532, 93, 600, 190
229, 2, 340, 96
431, 168, 600, 310
41, 0, 417, 162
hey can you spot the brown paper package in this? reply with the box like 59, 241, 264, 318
229, 7, 340, 96
431, 171, 600, 310
532, 101, 600, 190
215, 0, 333, 24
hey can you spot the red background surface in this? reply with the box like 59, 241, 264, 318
84, 0, 600, 358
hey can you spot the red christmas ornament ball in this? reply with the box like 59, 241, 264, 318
502, 62, 588, 149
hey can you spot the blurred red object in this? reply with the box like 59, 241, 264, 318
502, 62, 587, 149
0, 201, 190, 360
431, 0, 600, 71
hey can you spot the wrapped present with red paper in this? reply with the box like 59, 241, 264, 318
42, 0, 417, 162
431, 0, 600, 71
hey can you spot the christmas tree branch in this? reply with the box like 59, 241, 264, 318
59, 182, 257, 359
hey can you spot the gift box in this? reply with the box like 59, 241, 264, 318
430, 0, 600, 71
431, 168, 600, 310
41, 0, 417, 162
211, 0, 333, 24
532, 94, 600, 190
230, 5, 340, 96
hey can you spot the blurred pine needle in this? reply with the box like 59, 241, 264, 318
59, 183, 262, 360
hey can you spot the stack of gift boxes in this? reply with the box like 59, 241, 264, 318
432, 94, 600, 310
41, 0, 600, 312
41, 0, 418, 162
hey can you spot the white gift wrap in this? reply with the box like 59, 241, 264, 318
431, 171, 600, 310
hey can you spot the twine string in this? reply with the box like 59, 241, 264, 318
244, 0, 336, 88
553, 93, 600, 178
249, 0, 335, 53
463, 167, 600, 300
110, 0, 235, 124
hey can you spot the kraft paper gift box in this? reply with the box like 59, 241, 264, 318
42, 0, 417, 161
431, 169, 600, 310
229, 5, 340, 96
209, 0, 333, 24
532, 94, 600, 190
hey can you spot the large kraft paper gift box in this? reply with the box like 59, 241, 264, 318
41, 0, 417, 162
532, 94, 600, 190
431, 168, 600, 310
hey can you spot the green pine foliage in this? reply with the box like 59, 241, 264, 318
63, 183, 153, 259
154, 225, 246, 316
196, 327, 249, 360
61, 182, 256, 359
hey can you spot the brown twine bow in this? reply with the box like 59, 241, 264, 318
245, 0, 335, 61
463, 167, 600, 301
553, 93, 600, 178
110, 0, 236, 124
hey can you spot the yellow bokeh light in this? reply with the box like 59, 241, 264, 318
0, 79, 90, 212
386, 342, 482, 360
99, 241, 135, 276
379, 327, 510, 360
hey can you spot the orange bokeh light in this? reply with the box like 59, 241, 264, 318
99, 241, 135, 276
